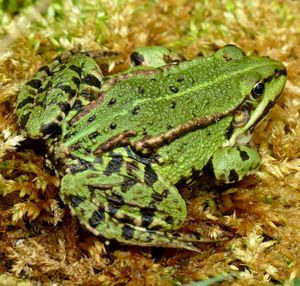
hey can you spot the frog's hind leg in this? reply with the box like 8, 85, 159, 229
60, 148, 202, 251
16, 53, 104, 139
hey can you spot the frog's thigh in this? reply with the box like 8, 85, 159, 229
16, 54, 104, 139
211, 145, 261, 184
60, 150, 187, 246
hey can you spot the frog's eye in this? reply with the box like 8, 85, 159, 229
250, 81, 264, 100
233, 107, 250, 127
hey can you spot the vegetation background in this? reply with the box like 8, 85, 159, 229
0, 0, 299, 285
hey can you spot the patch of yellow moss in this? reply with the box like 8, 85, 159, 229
0, 0, 299, 285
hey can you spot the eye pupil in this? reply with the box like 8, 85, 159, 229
252, 82, 264, 99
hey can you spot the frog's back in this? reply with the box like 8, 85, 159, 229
61, 46, 283, 159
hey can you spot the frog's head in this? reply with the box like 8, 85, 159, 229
219, 45, 287, 147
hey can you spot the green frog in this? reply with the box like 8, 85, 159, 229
15, 45, 287, 251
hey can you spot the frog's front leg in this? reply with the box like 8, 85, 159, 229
211, 145, 261, 184
60, 147, 202, 251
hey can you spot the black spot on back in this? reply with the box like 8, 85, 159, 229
132, 106, 140, 115
69, 195, 85, 207
137, 86, 144, 94
169, 86, 179, 93
110, 122, 117, 129
103, 154, 124, 176
144, 165, 158, 186
88, 131, 100, 139
83, 74, 101, 88
88, 208, 105, 228
109, 98, 116, 105
17, 96, 34, 110
122, 225, 134, 240
177, 75, 185, 82
88, 115, 96, 122
26, 79, 42, 90
228, 169, 239, 182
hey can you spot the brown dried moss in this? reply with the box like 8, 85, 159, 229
0, 1, 299, 285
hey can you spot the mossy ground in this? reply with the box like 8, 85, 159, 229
0, 1, 299, 285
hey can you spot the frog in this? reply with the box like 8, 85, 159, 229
15, 45, 287, 252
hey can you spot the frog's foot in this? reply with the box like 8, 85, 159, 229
130, 46, 184, 68
60, 149, 205, 251
211, 145, 261, 184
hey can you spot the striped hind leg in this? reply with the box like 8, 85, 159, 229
60, 148, 202, 251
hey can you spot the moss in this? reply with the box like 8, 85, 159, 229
0, 0, 299, 285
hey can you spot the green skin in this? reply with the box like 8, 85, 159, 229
15, 45, 287, 251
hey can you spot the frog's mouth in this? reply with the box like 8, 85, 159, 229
225, 66, 287, 148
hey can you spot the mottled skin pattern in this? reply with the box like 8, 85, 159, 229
15, 46, 287, 251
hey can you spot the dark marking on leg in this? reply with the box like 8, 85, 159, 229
26, 79, 42, 89
103, 154, 124, 176
151, 190, 168, 203
122, 225, 134, 240
17, 96, 34, 110
239, 150, 250, 161
68, 194, 85, 208
19, 112, 30, 129
140, 206, 156, 228
38, 65, 51, 75
83, 74, 101, 88
70, 142, 82, 151
165, 215, 174, 224
57, 102, 71, 113
88, 208, 105, 228
41, 122, 62, 137
228, 169, 239, 182
94, 156, 103, 164
225, 124, 234, 140
73, 100, 83, 111
108, 202, 119, 216
144, 165, 158, 186
68, 158, 94, 173
57, 83, 72, 94
69, 64, 82, 75
38, 80, 52, 93
120, 176, 137, 192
